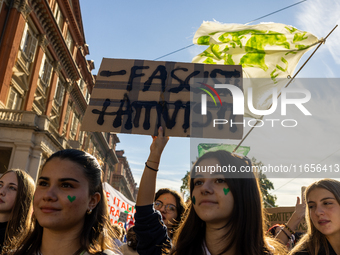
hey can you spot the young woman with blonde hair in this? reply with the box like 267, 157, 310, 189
290, 178, 340, 255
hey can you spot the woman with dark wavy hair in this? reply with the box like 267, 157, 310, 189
135, 127, 286, 255
0, 169, 34, 253
171, 150, 286, 255
154, 188, 186, 239
5, 149, 120, 255
289, 179, 340, 255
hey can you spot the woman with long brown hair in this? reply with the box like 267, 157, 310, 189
4, 149, 120, 255
153, 188, 186, 239
0, 169, 35, 253
289, 179, 340, 255
171, 150, 286, 255
135, 127, 286, 255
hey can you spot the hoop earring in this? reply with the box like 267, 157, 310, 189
87, 209, 92, 215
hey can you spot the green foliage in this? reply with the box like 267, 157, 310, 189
180, 171, 190, 201
251, 157, 277, 208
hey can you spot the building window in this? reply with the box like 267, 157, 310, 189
78, 78, 84, 92
65, 30, 74, 53
20, 23, 38, 63
64, 103, 71, 126
50, 78, 66, 129
54, 79, 65, 107
7, 87, 23, 110
61, 102, 72, 135
33, 53, 54, 115
54, 2, 64, 31
70, 113, 79, 138
39, 54, 53, 92
85, 87, 90, 104
78, 130, 85, 145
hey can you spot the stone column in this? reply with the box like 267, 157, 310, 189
11, 142, 32, 171
27, 146, 43, 182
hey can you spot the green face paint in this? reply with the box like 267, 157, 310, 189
67, 195, 76, 202
192, 196, 196, 205
223, 188, 230, 195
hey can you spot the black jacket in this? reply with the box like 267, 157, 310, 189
134, 204, 171, 255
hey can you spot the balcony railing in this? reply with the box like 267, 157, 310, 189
0, 110, 23, 122
0, 109, 49, 131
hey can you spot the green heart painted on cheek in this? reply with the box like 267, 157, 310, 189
68, 195, 76, 202
223, 188, 230, 195
192, 196, 196, 205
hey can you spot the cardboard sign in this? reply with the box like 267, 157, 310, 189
81, 58, 243, 138
103, 182, 135, 227
265, 207, 307, 232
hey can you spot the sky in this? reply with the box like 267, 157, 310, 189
80, 0, 340, 206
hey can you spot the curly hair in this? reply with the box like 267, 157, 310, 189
155, 188, 187, 238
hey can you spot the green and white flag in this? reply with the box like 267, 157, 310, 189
192, 22, 320, 118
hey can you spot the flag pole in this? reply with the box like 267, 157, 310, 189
232, 25, 338, 154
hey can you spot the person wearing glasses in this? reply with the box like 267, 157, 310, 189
154, 188, 186, 239
134, 127, 186, 255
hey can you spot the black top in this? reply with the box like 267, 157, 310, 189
0, 221, 8, 253
295, 240, 337, 255
134, 204, 171, 255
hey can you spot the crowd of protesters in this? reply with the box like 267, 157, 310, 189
0, 130, 339, 255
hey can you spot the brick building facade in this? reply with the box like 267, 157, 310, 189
0, 0, 137, 201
